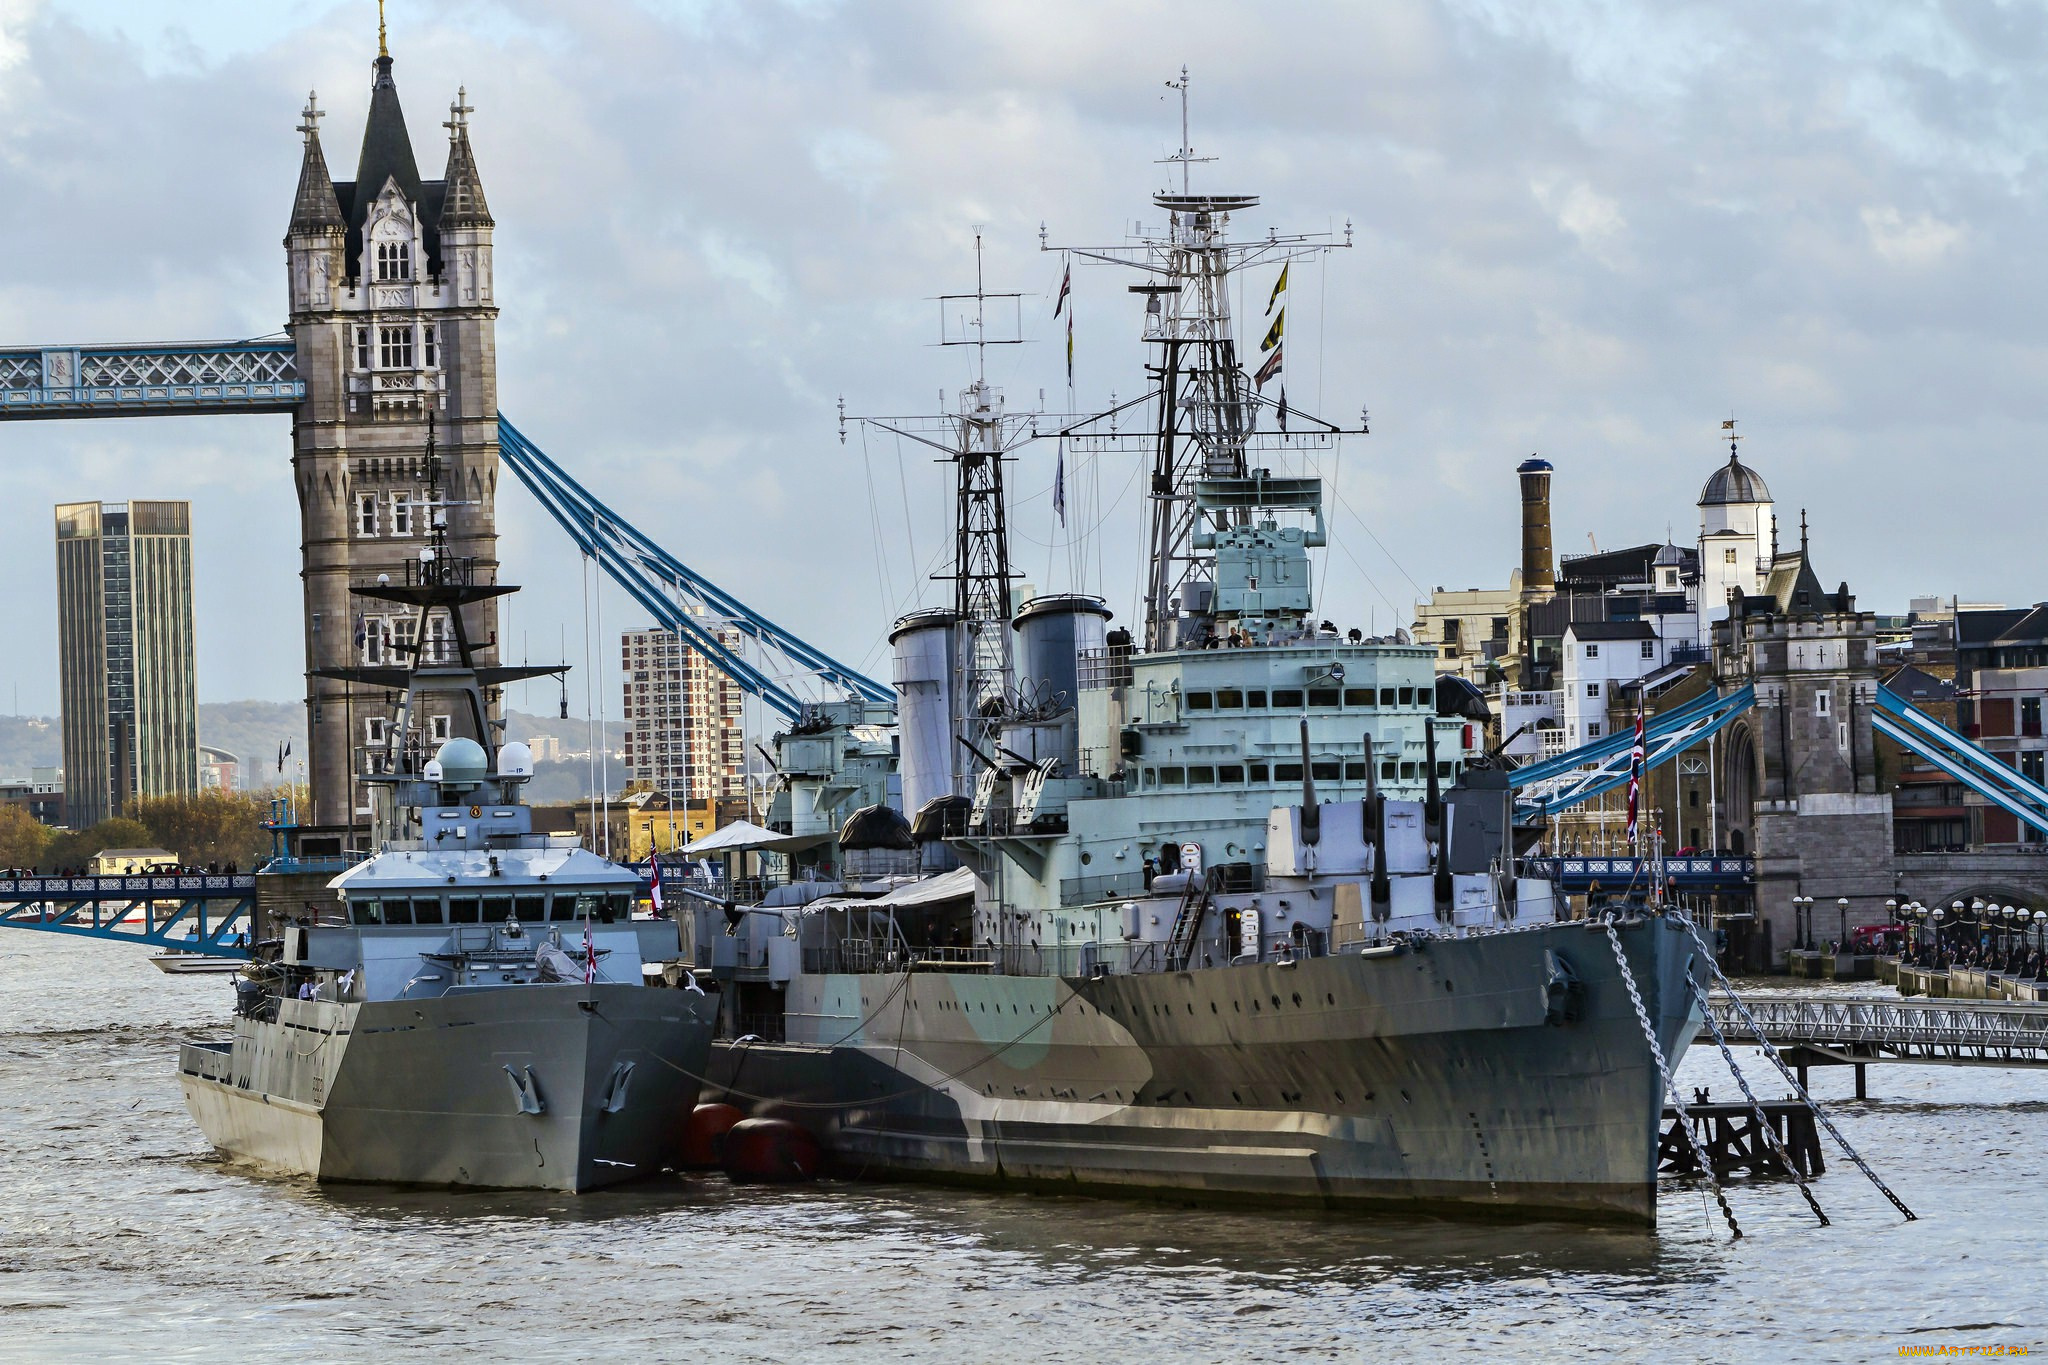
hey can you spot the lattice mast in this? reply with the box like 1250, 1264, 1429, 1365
841, 234, 1036, 787
1045, 69, 1360, 652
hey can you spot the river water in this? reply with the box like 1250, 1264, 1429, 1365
2, 936, 2043, 1363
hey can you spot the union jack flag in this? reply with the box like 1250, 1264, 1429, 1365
1626, 704, 1646, 849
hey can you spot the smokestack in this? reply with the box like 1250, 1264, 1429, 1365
1517, 456, 1555, 593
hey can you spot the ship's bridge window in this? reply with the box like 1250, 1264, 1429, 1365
483, 896, 515, 922
413, 897, 443, 925
1399, 687, 1416, 705
610, 892, 632, 920
551, 896, 578, 922
1400, 762, 1417, 780
1308, 688, 1340, 708
517, 895, 547, 922
1219, 764, 1245, 784
1188, 765, 1215, 785
350, 899, 384, 925
1158, 767, 1186, 786
1273, 689, 1304, 708
1249, 762, 1270, 782
1215, 689, 1244, 709
1381, 761, 1397, 779
383, 899, 414, 925
1344, 688, 1372, 707
1247, 689, 1268, 708
1184, 691, 1214, 711
1275, 763, 1303, 782
448, 896, 481, 924
1344, 762, 1369, 781
1311, 761, 1339, 781
1437, 762, 1454, 778
1380, 688, 1397, 706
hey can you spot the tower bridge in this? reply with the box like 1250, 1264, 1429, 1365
3, 24, 2046, 973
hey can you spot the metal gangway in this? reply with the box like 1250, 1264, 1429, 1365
0, 873, 258, 958
1710, 992, 2048, 1068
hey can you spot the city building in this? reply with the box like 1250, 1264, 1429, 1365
1953, 603, 2048, 848
55, 500, 199, 827
285, 34, 501, 829
621, 622, 746, 802
0, 768, 64, 827
199, 745, 240, 792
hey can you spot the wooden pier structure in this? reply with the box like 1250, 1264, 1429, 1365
1658, 1101, 1824, 1179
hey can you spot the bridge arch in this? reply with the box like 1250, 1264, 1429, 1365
1723, 721, 1758, 855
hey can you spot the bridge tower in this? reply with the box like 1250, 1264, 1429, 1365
284, 36, 500, 835
1713, 521, 1892, 963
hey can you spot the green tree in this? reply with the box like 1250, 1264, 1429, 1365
0, 805, 51, 869
129, 790, 272, 870
42, 817, 154, 872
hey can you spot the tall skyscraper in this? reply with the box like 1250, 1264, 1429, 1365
55, 500, 199, 828
621, 623, 746, 801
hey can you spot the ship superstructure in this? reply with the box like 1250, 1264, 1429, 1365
178, 437, 714, 1192
691, 78, 1705, 1223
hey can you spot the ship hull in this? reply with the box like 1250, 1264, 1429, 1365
179, 985, 716, 1192
709, 916, 1701, 1224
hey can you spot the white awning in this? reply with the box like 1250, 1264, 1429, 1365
679, 820, 832, 855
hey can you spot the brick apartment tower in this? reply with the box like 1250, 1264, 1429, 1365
283, 34, 500, 831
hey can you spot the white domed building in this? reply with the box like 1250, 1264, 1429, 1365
1696, 440, 1774, 644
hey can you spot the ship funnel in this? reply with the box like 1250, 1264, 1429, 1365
1517, 457, 1555, 592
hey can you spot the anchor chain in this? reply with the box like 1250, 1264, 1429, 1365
1671, 910, 1918, 1223
1604, 917, 1743, 1241
1687, 982, 1830, 1226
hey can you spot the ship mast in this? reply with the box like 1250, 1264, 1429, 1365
1047, 68, 1363, 652
843, 235, 1035, 789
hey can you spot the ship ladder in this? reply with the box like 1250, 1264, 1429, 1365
1165, 872, 1214, 973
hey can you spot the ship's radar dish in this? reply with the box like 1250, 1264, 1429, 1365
1152, 193, 1259, 214
433, 736, 488, 788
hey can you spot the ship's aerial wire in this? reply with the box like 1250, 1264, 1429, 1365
857, 423, 896, 609
1324, 474, 1426, 599
893, 431, 920, 597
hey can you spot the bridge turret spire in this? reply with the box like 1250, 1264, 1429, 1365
440, 87, 492, 230
287, 91, 345, 239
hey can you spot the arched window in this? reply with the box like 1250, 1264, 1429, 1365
375, 238, 412, 282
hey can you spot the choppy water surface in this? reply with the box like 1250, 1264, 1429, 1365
2, 938, 2043, 1362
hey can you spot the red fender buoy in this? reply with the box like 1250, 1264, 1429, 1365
678, 1102, 745, 1169
720, 1117, 823, 1183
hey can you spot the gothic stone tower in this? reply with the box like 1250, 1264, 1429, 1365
1713, 533, 1893, 964
284, 42, 500, 831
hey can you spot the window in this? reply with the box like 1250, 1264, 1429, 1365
1381, 761, 1396, 779
375, 238, 411, 281
2025, 752, 2045, 782
1218, 765, 1245, 784
429, 715, 452, 743
379, 325, 415, 368
447, 896, 479, 924
364, 717, 387, 744
1184, 691, 1213, 711
1442, 619, 1461, 642
1640, 640, 1656, 660
1344, 762, 1369, 781
1585, 643, 1600, 659
1688, 788, 1700, 808
1158, 766, 1185, 786
1311, 761, 1340, 781
1215, 689, 1244, 709
1380, 688, 1396, 706
1343, 689, 1372, 706
1307, 688, 1340, 707
1399, 762, 1417, 780
1246, 690, 1267, 708
1816, 692, 1831, 716
391, 491, 413, 536
1398, 687, 1414, 705
423, 324, 438, 368
360, 617, 384, 666
1188, 766, 1215, 784
392, 616, 417, 661
518, 896, 548, 922
1725, 548, 1739, 564
2025, 698, 2042, 736
413, 898, 443, 925
426, 616, 453, 664
1274, 763, 1303, 782
1272, 689, 1304, 708
353, 325, 371, 370
356, 491, 378, 537
1587, 723, 1601, 738
1247, 762, 1269, 782
1586, 683, 1601, 698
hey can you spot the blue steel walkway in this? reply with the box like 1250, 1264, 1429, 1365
0, 873, 257, 958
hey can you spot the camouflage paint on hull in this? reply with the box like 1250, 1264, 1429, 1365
709, 916, 1701, 1224
180, 985, 716, 1192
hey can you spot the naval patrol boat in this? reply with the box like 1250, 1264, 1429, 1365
178, 469, 715, 1192
695, 108, 1705, 1224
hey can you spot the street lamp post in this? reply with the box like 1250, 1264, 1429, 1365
1934, 904, 1950, 967
1837, 897, 1850, 954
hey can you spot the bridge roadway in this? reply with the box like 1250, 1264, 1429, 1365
1709, 991, 2048, 1068
0, 872, 258, 958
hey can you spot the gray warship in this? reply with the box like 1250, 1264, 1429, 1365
692, 103, 1705, 1224
178, 452, 714, 1192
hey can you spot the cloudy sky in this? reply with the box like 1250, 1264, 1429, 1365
0, 0, 2042, 720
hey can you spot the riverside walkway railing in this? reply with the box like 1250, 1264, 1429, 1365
1711, 993, 2048, 1067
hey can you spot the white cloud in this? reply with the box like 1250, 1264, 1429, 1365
1861, 205, 1964, 266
